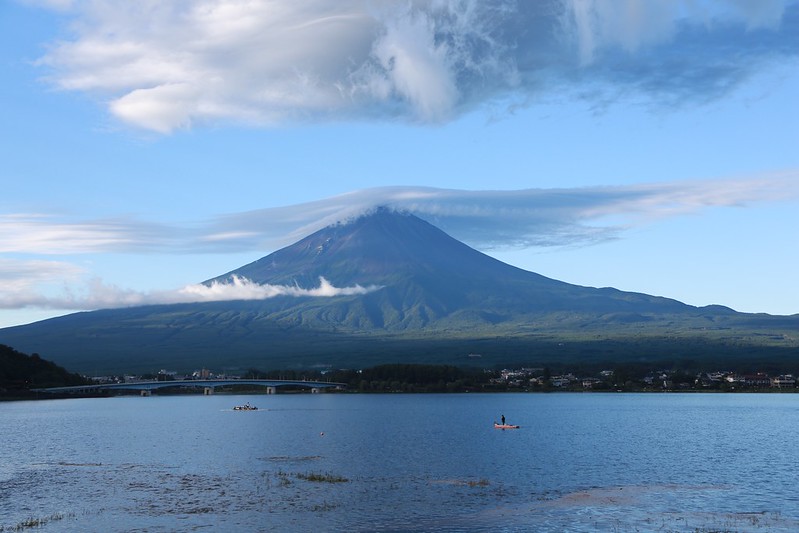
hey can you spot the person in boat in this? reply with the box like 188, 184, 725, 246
501, 414, 506, 425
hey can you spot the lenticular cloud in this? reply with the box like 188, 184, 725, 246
34, 0, 798, 132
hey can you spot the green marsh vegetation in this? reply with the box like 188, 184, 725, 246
1, 512, 76, 531
295, 471, 349, 483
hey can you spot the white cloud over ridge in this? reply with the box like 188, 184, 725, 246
31, 0, 799, 132
0, 275, 380, 311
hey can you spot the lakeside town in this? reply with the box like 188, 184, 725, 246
86, 365, 799, 393
493, 367, 798, 392
6, 341, 797, 397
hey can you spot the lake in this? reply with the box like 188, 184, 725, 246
2, 393, 798, 532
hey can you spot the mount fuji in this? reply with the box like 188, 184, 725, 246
1, 209, 796, 374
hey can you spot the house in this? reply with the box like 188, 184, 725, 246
551, 374, 576, 387
582, 378, 602, 389
740, 373, 771, 387
771, 375, 796, 388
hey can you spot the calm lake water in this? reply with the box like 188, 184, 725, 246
2, 393, 799, 532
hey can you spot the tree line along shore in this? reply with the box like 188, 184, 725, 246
3, 343, 799, 398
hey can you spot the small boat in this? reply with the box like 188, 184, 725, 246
233, 403, 258, 411
494, 422, 519, 430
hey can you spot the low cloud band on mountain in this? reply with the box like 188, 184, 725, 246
0, 275, 380, 310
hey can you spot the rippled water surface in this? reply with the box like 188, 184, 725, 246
2, 393, 799, 531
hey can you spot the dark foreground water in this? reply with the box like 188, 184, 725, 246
2, 393, 798, 532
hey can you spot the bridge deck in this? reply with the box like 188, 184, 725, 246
33, 379, 346, 394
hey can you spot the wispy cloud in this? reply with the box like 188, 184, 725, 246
0, 258, 85, 292
28, 0, 799, 132
0, 214, 179, 254
203, 171, 799, 251
2, 173, 797, 256
0, 275, 380, 311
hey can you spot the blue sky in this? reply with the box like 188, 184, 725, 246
1, 0, 798, 328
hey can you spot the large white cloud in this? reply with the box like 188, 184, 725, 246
31, 0, 798, 132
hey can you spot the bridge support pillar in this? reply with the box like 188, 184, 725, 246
140, 389, 151, 397
266, 386, 277, 395
203, 387, 214, 395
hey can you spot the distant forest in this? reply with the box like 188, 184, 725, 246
246, 364, 499, 393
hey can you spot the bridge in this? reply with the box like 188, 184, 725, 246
32, 379, 347, 396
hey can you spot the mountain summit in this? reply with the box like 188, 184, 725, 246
208, 208, 688, 329
209, 207, 539, 287
1, 209, 796, 373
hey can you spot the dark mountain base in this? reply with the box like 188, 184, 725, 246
1, 310, 796, 375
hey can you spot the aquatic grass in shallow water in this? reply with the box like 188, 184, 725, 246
295, 471, 349, 483
432, 478, 491, 487
310, 501, 340, 512
1, 512, 75, 531
261, 455, 323, 463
